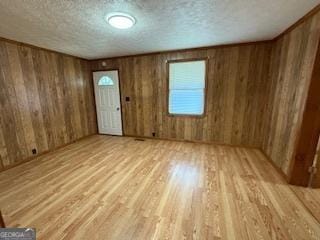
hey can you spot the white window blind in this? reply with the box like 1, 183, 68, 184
168, 60, 206, 115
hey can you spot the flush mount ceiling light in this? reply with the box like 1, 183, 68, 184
106, 12, 136, 29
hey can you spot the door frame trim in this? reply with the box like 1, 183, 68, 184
92, 69, 125, 136
289, 39, 320, 187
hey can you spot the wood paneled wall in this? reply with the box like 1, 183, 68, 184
0, 40, 97, 169
91, 43, 272, 147
1, 8, 319, 181
91, 9, 320, 180
261, 11, 320, 176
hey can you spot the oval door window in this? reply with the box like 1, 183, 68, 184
98, 76, 114, 86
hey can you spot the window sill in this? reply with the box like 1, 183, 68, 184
167, 113, 206, 118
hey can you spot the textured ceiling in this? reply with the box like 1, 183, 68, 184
0, 0, 319, 59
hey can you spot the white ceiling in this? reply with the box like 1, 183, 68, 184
0, 0, 319, 59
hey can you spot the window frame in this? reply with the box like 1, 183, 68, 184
166, 58, 208, 118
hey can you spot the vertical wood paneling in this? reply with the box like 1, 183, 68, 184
261, 11, 320, 176
91, 43, 272, 147
0, 8, 318, 181
90, 9, 320, 181
0, 40, 97, 169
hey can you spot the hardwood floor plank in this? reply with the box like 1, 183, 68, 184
0, 135, 319, 239
291, 186, 320, 223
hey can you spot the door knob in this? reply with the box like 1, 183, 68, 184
116, 107, 120, 111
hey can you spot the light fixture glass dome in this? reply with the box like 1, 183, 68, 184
106, 12, 136, 29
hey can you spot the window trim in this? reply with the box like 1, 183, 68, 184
166, 57, 208, 118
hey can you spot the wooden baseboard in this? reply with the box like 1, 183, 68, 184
124, 134, 259, 149
0, 132, 293, 186
0, 134, 96, 174
125, 134, 293, 184
259, 149, 290, 182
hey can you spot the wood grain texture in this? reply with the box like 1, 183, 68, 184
289, 38, 320, 186
291, 186, 320, 223
261, 10, 320, 177
0, 135, 319, 239
0, 39, 97, 169
90, 9, 320, 183
91, 43, 272, 148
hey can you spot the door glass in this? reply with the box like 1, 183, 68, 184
98, 76, 114, 86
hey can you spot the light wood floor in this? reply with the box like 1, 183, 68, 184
0, 135, 319, 240
291, 186, 320, 223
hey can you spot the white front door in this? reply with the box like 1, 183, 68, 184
93, 71, 123, 135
